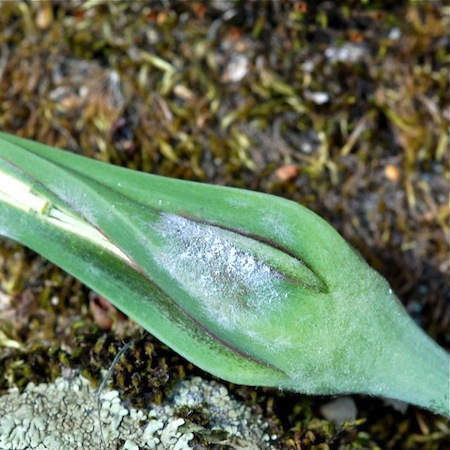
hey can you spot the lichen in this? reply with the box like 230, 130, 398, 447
0, 373, 276, 450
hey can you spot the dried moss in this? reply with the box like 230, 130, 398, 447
0, 1, 449, 449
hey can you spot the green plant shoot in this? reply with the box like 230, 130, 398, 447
0, 132, 448, 416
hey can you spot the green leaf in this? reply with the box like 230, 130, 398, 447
0, 132, 448, 416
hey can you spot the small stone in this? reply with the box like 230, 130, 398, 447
320, 397, 358, 424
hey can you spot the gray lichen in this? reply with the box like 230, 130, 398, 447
0, 373, 275, 450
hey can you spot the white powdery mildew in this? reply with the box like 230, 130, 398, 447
155, 214, 285, 330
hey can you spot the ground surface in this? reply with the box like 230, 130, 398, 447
0, 1, 449, 449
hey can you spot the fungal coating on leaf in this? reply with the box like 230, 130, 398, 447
155, 213, 287, 330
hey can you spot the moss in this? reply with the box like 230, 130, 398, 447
0, 1, 448, 448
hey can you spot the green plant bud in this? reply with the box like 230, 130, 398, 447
0, 132, 448, 416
